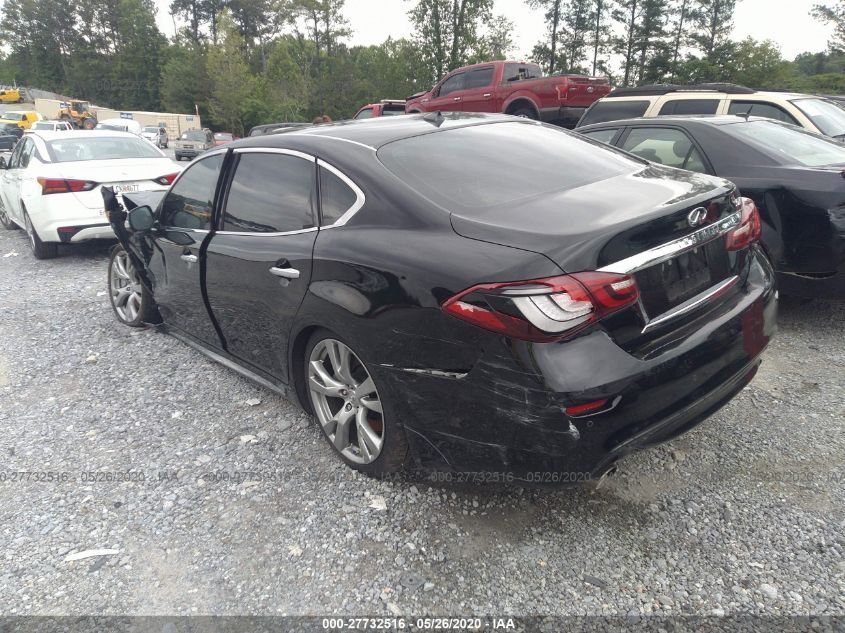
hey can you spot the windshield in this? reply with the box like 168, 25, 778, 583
790, 98, 845, 137
378, 121, 639, 212
214, 132, 233, 140
143, 126, 159, 133
96, 123, 127, 132
3, 113, 23, 121
47, 136, 164, 162
724, 119, 845, 167
73, 102, 89, 112
31, 122, 54, 130
181, 131, 207, 141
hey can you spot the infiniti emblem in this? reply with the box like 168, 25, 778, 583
687, 207, 709, 228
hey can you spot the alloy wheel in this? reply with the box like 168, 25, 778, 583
110, 250, 143, 322
308, 338, 384, 464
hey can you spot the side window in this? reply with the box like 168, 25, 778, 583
223, 152, 315, 233
578, 100, 650, 126
8, 138, 26, 168
466, 67, 494, 89
355, 108, 374, 120
19, 139, 35, 168
160, 153, 223, 230
622, 127, 708, 172
438, 72, 465, 97
319, 165, 359, 225
728, 101, 799, 125
581, 128, 619, 144
659, 99, 720, 115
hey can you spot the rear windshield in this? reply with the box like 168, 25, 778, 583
790, 98, 845, 137
96, 123, 128, 131
724, 119, 845, 167
381, 105, 405, 115
143, 126, 159, 133
181, 131, 207, 141
214, 132, 233, 140
31, 122, 54, 130
3, 113, 23, 121
378, 121, 639, 212
578, 100, 650, 127
47, 137, 164, 162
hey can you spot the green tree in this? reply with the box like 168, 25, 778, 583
692, 0, 737, 62
205, 11, 256, 134
812, 1, 845, 52
527, 0, 563, 73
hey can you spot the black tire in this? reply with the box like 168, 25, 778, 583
304, 329, 409, 477
23, 209, 58, 259
511, 106, 539, 120
0, 198, 18, 230
107, 246, 156, 327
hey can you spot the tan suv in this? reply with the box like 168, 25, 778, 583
576, 83, 845, 139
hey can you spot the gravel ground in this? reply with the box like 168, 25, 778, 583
0, 227, 843, 618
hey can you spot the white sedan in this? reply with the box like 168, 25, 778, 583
0, 130, 182, 259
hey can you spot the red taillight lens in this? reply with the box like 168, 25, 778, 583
37, 177, 97, 195
154, 173, 179, 185
442, 272, 639, 342
725, 197, 762, 251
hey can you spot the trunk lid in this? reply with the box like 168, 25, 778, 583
450, 164, 742, 327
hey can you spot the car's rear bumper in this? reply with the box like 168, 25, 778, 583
175, 148, 202, 157
540, 105, 589, 126
29, 201, 115, 243
377, 248, 777, 486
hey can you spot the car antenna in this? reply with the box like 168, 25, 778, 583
422, 111, 445, 127
740, 106, 753, 120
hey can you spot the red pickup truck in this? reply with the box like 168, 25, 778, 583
405, 60, 611, 127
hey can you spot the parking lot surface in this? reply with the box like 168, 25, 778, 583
0, 228, 843, 617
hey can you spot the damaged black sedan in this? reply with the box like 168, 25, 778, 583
105, 113, 776, 483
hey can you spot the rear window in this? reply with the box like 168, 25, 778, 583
182, 131, 207, 141
723, 119, 845, 167
47, 137, 164, 162
31, 122, 54, 130
503, 63, 542, 82
143, 126, 159, 133
3, 113, 23, 121
578, 100, 650, 127
381, 105, 406, 115
378, 121, 639, 213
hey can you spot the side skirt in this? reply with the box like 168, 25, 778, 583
163, 326, 300, 407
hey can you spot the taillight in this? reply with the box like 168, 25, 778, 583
37, 177, 97, 195
442, 272, 639, 342
154, 173, 179, 185
725, 197, 762, 251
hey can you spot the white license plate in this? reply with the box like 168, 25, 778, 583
113, 183, 140, 194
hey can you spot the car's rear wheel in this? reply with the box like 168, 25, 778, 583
512, 106, 539, 119
108, 247, 154, 327
0, 198, 18, 230
23, 209, 57, 259
305, 331, 408, 476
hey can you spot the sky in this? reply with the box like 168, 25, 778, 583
154, 0, 833, 62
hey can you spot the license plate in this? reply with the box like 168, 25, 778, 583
113, 183, 140, 194
662, 247, 711, 303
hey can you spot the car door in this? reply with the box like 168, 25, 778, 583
460, 66, 496, 113
1, 137, 31, 223
204, 148, 319, 381
150, 151, 226, 345
429, 71, 467, 112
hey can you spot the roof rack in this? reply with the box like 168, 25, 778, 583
608, 83, 755, 97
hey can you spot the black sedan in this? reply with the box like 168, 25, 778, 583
104, 113, 776, 484
578, 115, 845, 298
0, 123, 22, 150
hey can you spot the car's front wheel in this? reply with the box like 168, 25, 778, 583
108, 247, 155, 326
23, 209, 57, 259
305, 331, 408, 476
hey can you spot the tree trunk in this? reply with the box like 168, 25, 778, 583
671, 0, 687, 80
592, 0, 602, 75
623, 0, 637, 86
550, 0, 561, 74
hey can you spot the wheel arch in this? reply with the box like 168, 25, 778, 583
504, 96, 540, 117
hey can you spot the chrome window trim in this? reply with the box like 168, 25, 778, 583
597, 211, 741, 275
283, 133, 376, 151
215, 148, 318, 236
316, 158, 366, 229
641, 275, 739, 333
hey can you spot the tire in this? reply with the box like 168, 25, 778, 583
304, 329, 408, 477
108, 246, 155, 327
23, 209, 57, 259
511, 106, 539, 120
0, 197, 18, 230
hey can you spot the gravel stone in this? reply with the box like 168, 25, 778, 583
0, 230, 843, 616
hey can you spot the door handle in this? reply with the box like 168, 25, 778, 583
269, 266, 300, 279
180, 253, 198, 263
453, 97, 461, 101
483, 93, 492, 97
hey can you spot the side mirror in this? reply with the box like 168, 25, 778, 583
128, 205, 156, 232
